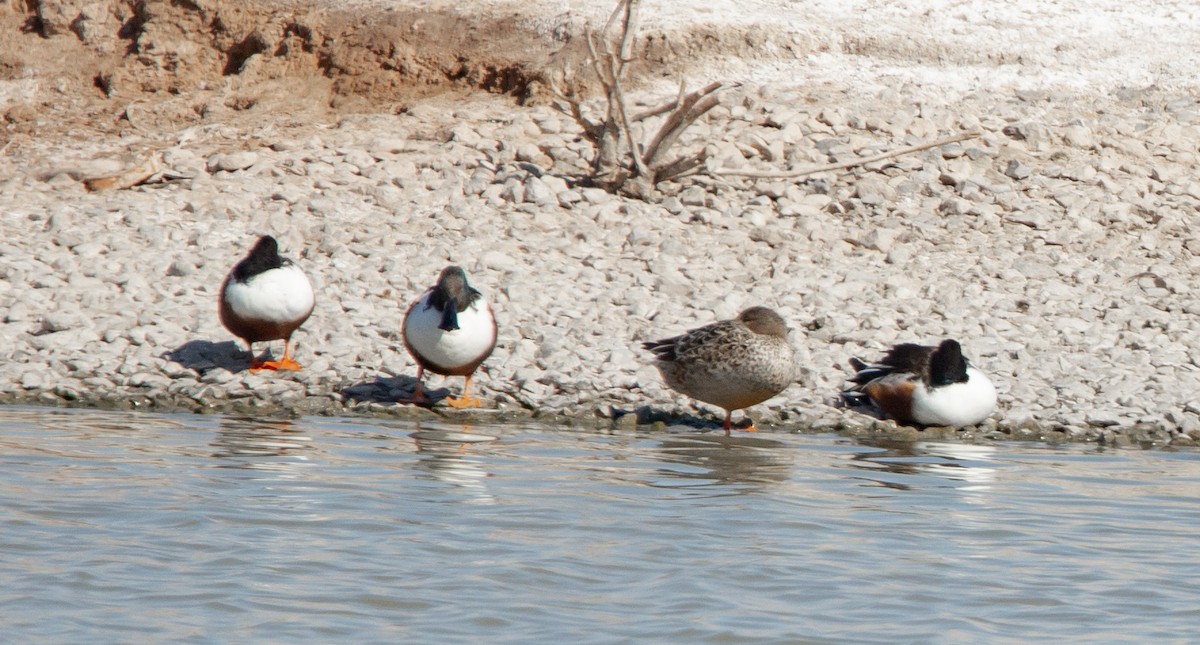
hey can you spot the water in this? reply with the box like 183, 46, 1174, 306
1, 406, 1198, 644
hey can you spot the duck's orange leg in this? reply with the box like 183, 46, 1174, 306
256, 338, 303, 372
245, 342, 271, 373
722, 411, 757, 436
446, 374, 484, 409
397, 367, 433, 406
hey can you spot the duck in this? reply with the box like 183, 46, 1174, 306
643, 306, 798, 435
842, 339, 997, 427
218, 235, 315, 372
399, 265, 497, 408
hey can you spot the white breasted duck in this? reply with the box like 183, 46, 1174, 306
400, 266, 497, 408
843, 339, 997, 427
219, 235, 315, 372
643, 306, 798, 436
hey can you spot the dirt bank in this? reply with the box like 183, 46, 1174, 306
2, 0, 545, 138
2, 0, 805, 144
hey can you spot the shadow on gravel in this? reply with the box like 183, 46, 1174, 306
163, 340, 250, 373
342, 375, 447, 407
620, 405, 744, 433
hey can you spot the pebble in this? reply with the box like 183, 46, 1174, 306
1004, 159, 1032, 180
207, 151, 260, 173
853, 175, 895, 205
523, 176, 555, 205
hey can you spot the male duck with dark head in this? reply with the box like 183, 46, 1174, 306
643, 306, 798, 436
400, 265, 497, 408
842, 339, 997, 427
219, 235, 315, 372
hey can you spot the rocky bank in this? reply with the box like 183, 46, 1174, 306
2, 0, 1200, 447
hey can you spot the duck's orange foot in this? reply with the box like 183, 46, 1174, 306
396, 392, 433, 407
445, 395, 484, 409
252, 357, 303, 372
733, 419, 758, 433
265, 354, 302, 369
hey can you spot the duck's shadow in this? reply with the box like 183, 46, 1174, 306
838, 399, 887, 422
341, 375, 450, 407
624, 406, 748, 433
162, 340, 252, 374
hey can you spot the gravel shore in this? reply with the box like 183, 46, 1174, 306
3, 2, 1200, 447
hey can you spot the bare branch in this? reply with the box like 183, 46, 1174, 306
582, 29, 626, 174
610, 75, 650, 178
565, 101, 604, 143
641, 81, 725, 168
602, 0, 627, 37
654, 150, 707, 183
552, 0, 727, 198
667, 90, 723, 148
585, 31, 614, 89
547, 74, 605, 143
630, 102, 679, 123
711, 131, 982, 179
630, 82, 688, 122
618, 0, 639, 62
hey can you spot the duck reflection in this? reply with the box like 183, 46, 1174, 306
410, 422, 498, 505
649, 432, 794, 491
849, 439, 997, 491
210, 416, 315, 476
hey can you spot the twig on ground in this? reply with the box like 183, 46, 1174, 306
712, 131, 981, 179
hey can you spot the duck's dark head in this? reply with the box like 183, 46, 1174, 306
430, 265, 478, 332
930, 339, 970, 386
739, 306, 789, 338
234, 235, 284, 282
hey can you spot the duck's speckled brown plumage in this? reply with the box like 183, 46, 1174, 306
643, 307, 797, 431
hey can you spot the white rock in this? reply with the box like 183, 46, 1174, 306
208, 151, 260, 173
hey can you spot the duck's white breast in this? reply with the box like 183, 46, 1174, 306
911, 367, 997, 427
403, 293, 496, 369
224, 264, 314, 323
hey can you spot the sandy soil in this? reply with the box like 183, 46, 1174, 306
5, 0, 1196, 140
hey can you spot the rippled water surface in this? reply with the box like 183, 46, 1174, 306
2, 406, 1198, 643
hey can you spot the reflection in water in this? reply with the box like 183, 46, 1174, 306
850, 439, 998, 492
410, 423, 498, 505
649, 432, 794, 491
914, 442, 997, 488
210, 416, 315, 476
3, 406, 1200, 643
0, 407, 194, 458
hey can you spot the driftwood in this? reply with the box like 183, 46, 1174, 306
83, 153, 165, 191
81, 122, 211, 191
549, 0, 726, 199
711, 131, 982, 179
548, 0, 973, 201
